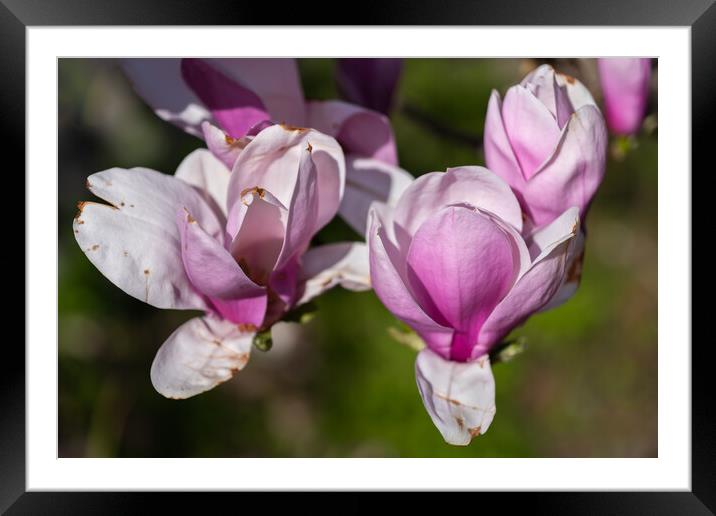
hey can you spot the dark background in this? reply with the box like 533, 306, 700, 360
57, 58, 657, 458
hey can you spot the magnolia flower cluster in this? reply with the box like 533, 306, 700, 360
75, 59, 614, 445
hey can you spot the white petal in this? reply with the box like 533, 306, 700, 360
74, 167, 223, 310
415, 348, 496, 446
150, 316, 254, 399
298, 242, 371, 305
527, 206, 581, 262
200, 121, 249, 172
340, 156, 414, 237
539, 228, 585, 312
175, 147, 231, 216
122, 58, 211, 137
556, 71, 599, 111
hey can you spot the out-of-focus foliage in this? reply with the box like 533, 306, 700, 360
58, 58, 657, 457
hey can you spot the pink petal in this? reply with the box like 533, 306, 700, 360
181, 58, 270, 139
210, 58, 307, 127
266, 256, 301, 320
340, 156, 414, 237
521, 65, 571, 127
227, 188, 288, 286
502, 84, 563, 180
275, 145, 319, 271
368, 209, 454, 357
74, 167, 223, 310
406, 206, 518, 361
478, 207, 580, 352
392, 167, 523, 245
177, 209, 267, 327
483, 90, 525, 195
227, 124, 345, 231
306, 100, 398, 165
150, 315, 254, 399
415, 349, 496, 445
526, 105, 607, 226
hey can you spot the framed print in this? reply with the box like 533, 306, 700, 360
4, 0, 711, 512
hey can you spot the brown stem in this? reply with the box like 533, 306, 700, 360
400, 103, 483, 149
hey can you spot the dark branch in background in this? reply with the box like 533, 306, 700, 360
401, 102, 483, 149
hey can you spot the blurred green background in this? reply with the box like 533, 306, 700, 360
58, 58, 657, 458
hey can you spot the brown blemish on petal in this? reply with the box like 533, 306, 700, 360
280, 122, 308, 132
123, 251, 128, 257
560, 73, 576, 85
76, 200, 117, 218
240, 186, 266, 201
237, 323, 258, 333
228, 353, 250, 374
120, 201, 125, 207
469, 426, 482, 438
455, 416, 465, 430
143, 269, 150, 302
434, 391, 485, 412
306, 142, 313, 153
75, 201, 88, 219
567, 251, 585, 283
90, 244, 99, 251
183, 207, 196, 224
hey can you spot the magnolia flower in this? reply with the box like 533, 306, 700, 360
368, 167, 580, 444
74, 124, 369, 399
123, 58, 398, 170
485, 64, 606, 227
597, 58, 652, 135
484, 64, 606, 308
335, 58, 403, 114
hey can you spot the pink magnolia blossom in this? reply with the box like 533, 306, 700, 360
484, 64, 607, 228
597, 58, 652, 135
335, 58, 403, 114
74, 124, 369, 399
123, 58, 398, 170
368, 167, 580, 444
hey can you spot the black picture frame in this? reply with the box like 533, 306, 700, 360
4, 0, 710, 512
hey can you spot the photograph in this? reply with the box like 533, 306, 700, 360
58, 57, 658, 458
